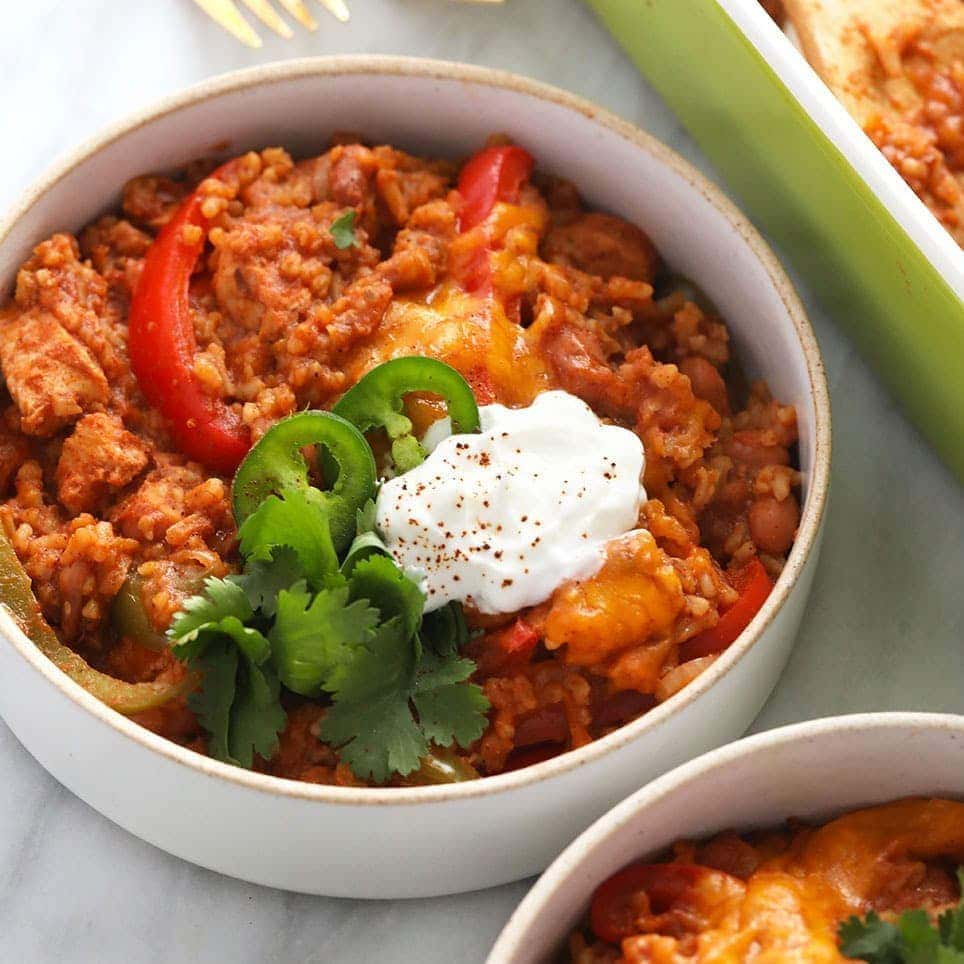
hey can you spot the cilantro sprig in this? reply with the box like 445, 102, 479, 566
269, 578, 378, 696
839, 869, 964, 963
168, 484, 489, 782
168, 575, 283, 767
330, 210, 361, 250
320, 619, 488, 783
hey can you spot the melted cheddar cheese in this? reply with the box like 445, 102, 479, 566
345, 286, 551, 407
346, 197, 553, 405
574, 799, 964, 964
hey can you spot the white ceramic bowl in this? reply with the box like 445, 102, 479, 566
0, 57, 830, 898
489, 712, 964, 962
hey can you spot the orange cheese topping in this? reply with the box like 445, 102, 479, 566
544, 530, 684, 677
345, 286, 551, 407
575, 799, 964, 963
346, 195, 552, 405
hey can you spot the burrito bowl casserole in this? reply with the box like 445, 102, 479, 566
0, 137, 802, 787
567, 797, 964, 962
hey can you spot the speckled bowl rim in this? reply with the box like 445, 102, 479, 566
489, 711, 964, 960
0, 55, 831, 807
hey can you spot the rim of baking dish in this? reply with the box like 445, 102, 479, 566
724, 0, 964, 298
0, 56, 831, 807
489, 711, 964, 960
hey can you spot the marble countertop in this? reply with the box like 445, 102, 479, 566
1, 1, 962, 961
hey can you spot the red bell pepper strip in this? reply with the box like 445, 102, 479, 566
590, 863, 741, 945
457, 144, 534, 232
128, 166, 251, 475
480, 616, 541, 675
454, 145, 534, 298
471, 615, 540, 682
495, 616, 540, 660
678, 558, 772, 662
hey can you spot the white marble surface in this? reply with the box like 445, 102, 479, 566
1, 1, 961, 961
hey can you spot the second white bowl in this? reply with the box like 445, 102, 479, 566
489, 712, 964, 962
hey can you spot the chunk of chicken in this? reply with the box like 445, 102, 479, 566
56, 413, 151, 514
108, 457, 233, 552
0, 307, 108, 436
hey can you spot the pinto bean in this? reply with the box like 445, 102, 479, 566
696, 831, 763, 879
514, 704, 568, 748
329, 146, 375, 206
748, 494, 799, 555
679, 356, 729, 414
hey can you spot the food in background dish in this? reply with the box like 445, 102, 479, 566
759, 0, 786, 27
0, 138, 801, 785
784, 0, 964, 244
568, 798, 964, 962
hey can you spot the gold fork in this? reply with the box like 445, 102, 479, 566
194, 0, 505, 47
192, 0, 350, 48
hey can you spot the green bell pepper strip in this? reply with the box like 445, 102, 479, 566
111, 573, 169, 652
332, 357, 481, 474
406, 745, 480, 785
232, 411, 376, 554
112, 569, 206, 653
0, 529, 191, 714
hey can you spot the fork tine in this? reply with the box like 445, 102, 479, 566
315, 0, 350, 23
192, 0, 263, 47
239, 0, 294, 37
275, 0, 318, 30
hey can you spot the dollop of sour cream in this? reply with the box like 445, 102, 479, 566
375, 390, 647, 614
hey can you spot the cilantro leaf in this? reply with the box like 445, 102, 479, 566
213, 615, 271, 667
184, 634, 286, 769
229, 545, 304, 618
939, 871, 964, 950
187, 638, 238, 764
171, 579, 283, 767
419, 601, 470, 657
320, 611, 488, 783
341, 498, 391, 575
319, 618, 425, 782
348, 553, 424, 640
899, 910, 941, 961
356, 498, 377, 535
238, 487, 338, 584
166, 581, 269, 668
330, 210, 361, 250
327, 694, 425, 785
167, 576, 253, 658
269, 579, 379, 696
341, 529, 391, 575
228, 659, 286, 768
839, 913, 917, 964
840, 872, 964, 963
412, 648, 489, 748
